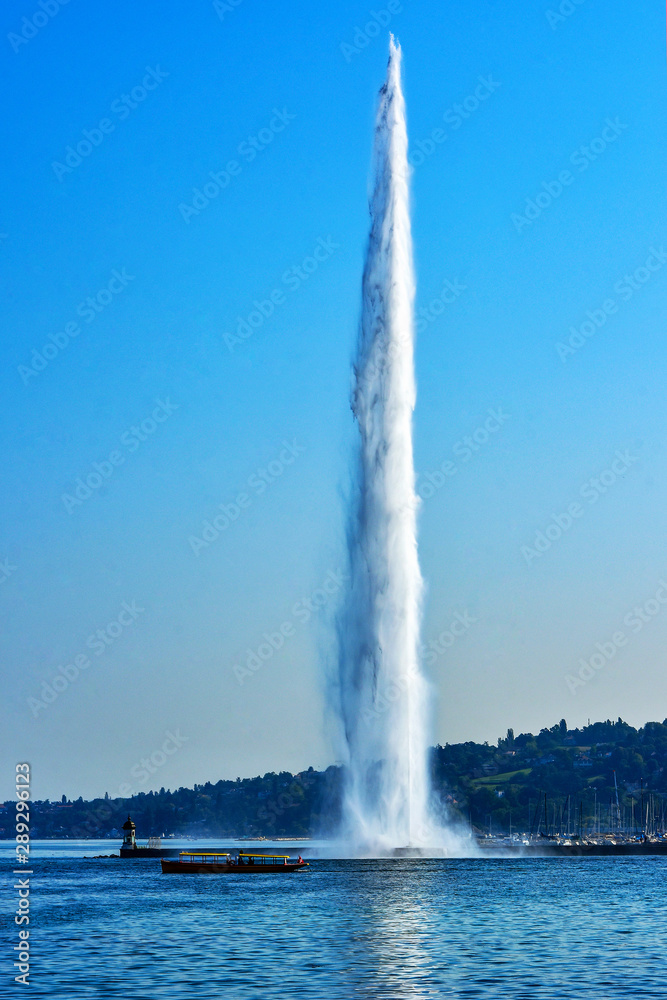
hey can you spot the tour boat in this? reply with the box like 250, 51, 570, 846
160, 851, 309, 873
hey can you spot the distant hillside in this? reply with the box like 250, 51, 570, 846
4, 718, 667, 839
433, 717, 667, 835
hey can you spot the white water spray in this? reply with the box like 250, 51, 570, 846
336, 37, 432, 853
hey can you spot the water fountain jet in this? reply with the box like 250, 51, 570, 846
335, 36, 432, 855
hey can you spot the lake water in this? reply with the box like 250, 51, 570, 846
3, 841, 666, 998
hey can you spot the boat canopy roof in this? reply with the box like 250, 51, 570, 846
238, 853, 291, 859
176, 851, 301, 861
179, 852, 230, 857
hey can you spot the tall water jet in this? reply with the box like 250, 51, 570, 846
336, 36, 431, 852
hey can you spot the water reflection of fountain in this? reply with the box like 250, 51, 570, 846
337, 860, 445, 998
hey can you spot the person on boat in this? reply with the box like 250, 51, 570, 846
298, 855, 303, 864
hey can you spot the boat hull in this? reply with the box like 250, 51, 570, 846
161, 859, 307, 874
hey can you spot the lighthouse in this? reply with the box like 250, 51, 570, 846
121, 815, 136, 851
119, 814, 169, 857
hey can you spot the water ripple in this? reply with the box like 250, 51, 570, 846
2, 856, 666, 998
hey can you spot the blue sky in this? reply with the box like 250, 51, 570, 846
2, 0, 667, 801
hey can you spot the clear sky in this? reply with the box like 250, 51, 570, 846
2, 0, 667, 801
